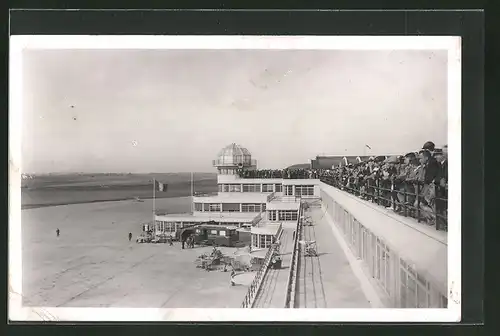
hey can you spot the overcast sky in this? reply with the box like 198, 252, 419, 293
21, 49, 448, 174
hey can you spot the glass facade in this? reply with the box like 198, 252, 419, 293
295, 185, 314, 196
252, 234, 274, 249
242, 184, 261, 192
322, 190, 447, 308
278, 210, 298, 221
202, 203, 221, 212
194, 202, 265, 213
229, 184, 241, 192
268, 210, 298, 221
155, 221, 183, 234
222, 203, 240, 212
262, 184, 274, 192
241, 203, 263, 213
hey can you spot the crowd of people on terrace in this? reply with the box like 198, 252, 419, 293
237, 168, 321, 179
237, 141, 448, 230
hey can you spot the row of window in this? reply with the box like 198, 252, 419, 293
155, 221, 183, 233
295, 185, 315, 196
323, 191, 447, 308
193, 203, 266, 212
155, 221, 246, 232
218, 183, 283, 193
241, 203, 266, 213
284, 185, 315, 196
216, 184, 315, 196
268, 210, 299, 221
252, 234, 275, 249
204, 229, 228, 236
218, 168, 238, 175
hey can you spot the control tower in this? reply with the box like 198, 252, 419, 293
212, 143, 257, 177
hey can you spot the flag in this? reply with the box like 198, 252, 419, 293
365, 144, 372, 150
154, 180, 167, 192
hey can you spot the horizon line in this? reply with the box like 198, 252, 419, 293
21, 171, 217, 176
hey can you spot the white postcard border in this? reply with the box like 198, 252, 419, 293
9, 35, 461, 322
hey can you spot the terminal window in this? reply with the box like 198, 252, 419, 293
209, 204, 221, 212
262, 184, 274, 192
163, 222, 176, 233
242, 203, 261, 212
275, 184, 282, 192
278, 210, 298, 221
229, 184, 242, 192
243, 184, 261, 192
259, 234, 273, 248
295, 185, 314, 196
222, 203, 240, 212
284, 185, 294, 196
269, 210, 277, 221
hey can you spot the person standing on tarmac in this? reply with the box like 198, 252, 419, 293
56, 228, 60, 237
128, 232, 132, 242
230, 270, 236, 286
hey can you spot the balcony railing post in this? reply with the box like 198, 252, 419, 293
433, 186, 439, 230
416, 183, 421, 223
391, 181, 395, 210
375, 179, 380, 205
403, 184, 408, 217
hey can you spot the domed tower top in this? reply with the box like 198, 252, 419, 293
213, 143, 257, 175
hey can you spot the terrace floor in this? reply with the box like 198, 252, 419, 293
295, 206, 371, 308
252, 224, 295, 308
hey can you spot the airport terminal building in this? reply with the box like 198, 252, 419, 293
153, 143, 447, 309
154, 143, 320, 251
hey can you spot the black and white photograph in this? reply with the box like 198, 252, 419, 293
9, 36, 461, 322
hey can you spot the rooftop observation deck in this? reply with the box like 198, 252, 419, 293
248, 182, 447, 309
252, 207, 372, 308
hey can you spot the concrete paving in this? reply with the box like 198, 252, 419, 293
296, 206, 371, 308
21, 198, 248, 308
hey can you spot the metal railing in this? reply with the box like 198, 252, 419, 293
266, 192, 276, 202
284, 202, 304, 308
213, 159, 257, 167
238, 171, 320, 179
320, 177, 448, 232
241, 243, 279, 308
280, 195, 302, 203
192, 192, 218, 197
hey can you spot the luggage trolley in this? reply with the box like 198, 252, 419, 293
301, 215, 313, 226
299, 240, 318, 257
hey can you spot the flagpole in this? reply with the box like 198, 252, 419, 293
191, 172, 194, 213
153, 178, 156, 235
